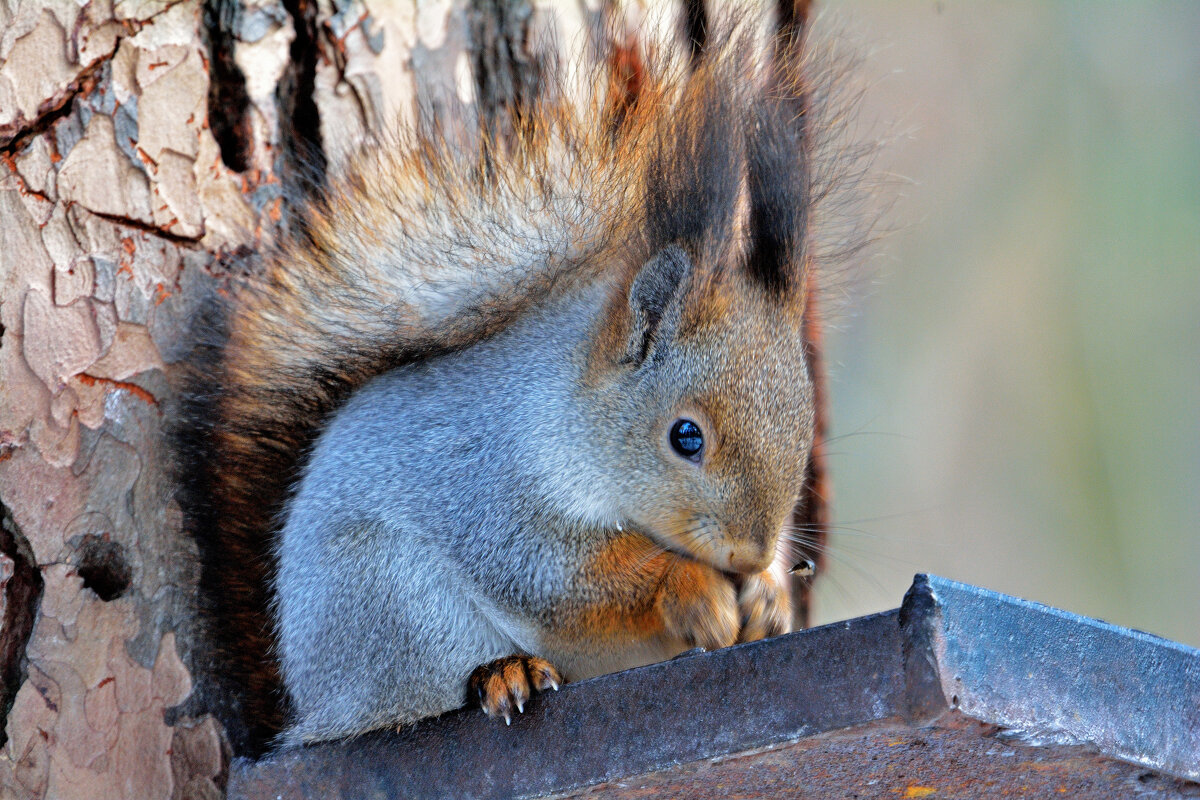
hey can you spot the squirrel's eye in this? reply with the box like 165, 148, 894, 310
669, 419, 704, 461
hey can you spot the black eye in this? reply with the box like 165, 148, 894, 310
669, 419, 704, 460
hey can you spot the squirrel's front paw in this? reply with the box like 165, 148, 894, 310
467, 655, 562, 725
658, 559, 739, 651
737, 569, 792, 643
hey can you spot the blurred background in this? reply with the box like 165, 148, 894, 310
809, 2, 1200, 647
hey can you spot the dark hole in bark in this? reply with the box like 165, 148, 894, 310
684, 0, 708, 63
0, 502, 44, 748
469, 0, 541, 145
73, 535, 132, 602
203, 0, 253, 174
277, 0, 327, 195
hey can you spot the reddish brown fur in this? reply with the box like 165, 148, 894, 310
546, 533, 734, 651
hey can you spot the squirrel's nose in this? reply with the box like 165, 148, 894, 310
724, 542, 772, 575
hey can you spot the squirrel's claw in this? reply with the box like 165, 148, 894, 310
526, 657, 562, 693
467, 655, 564, 724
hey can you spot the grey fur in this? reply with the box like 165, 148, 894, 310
278, 282, 625, 743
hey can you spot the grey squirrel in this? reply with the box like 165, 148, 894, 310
181, 3, 839, 750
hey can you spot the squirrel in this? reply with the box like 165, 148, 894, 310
178, 2, 839, 751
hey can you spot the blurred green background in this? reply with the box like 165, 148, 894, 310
810, 2, 1200, 646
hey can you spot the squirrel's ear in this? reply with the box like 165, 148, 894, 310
625, 245, 692, 365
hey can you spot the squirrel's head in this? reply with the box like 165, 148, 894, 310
585, 244, 814, 577
579, 55, 816, 576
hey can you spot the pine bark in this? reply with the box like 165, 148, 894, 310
0, 1, 826, 795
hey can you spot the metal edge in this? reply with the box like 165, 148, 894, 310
897, 573, 950, 723
229, 609, 905, 800
907, 574, 1200, 782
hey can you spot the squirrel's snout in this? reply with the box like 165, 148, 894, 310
695, 535, 772, 576
657, 512, 778, 576
725, 545, 773, 576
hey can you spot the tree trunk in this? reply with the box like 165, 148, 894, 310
0, 0, 827, 795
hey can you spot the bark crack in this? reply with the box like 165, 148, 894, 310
0, 59, 107, 154
84, 208, 205, 245
0, 0, 192, 152
0, 503, 44, 749
76, 374, 161, 408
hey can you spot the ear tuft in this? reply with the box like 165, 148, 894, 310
745, 98, 807, 295
626, 246, 692, 364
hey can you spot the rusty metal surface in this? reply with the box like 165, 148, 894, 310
230, 610, 903, 800
905, 575, 1200, 781
556, 713, 1200, 800
229, 576, 1200, 799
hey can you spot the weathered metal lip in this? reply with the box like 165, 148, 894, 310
228, 575, 1200, 799
905, 574, 1200, 781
